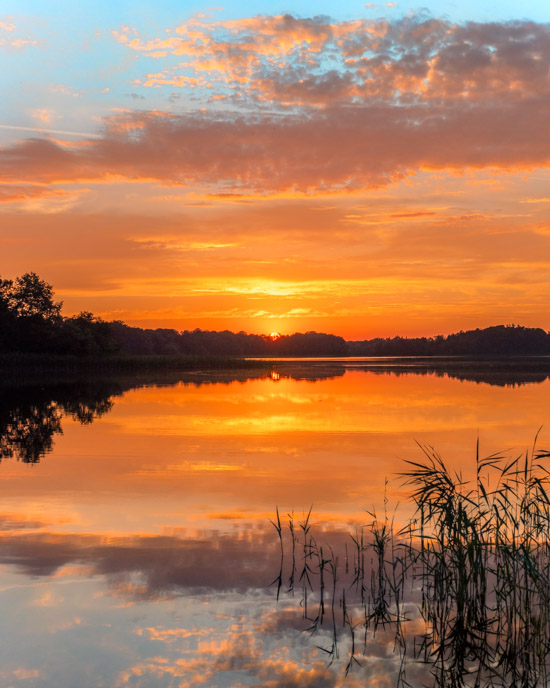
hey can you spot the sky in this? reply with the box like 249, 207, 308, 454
1, 1, 549, 338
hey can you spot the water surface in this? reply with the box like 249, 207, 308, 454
1, 360, 549, 686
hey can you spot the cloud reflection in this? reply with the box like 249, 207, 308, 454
0, 526, 280, 594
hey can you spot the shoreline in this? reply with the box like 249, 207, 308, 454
2, 352, 550, 388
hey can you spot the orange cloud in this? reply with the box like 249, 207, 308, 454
0, 183, 71, 204
1, 17, 548, 199
113, 16, 550, 107
31, 108, 57, 124
139, 73, 210, 88
1, 93, 549, 194
114, 14, 335, 82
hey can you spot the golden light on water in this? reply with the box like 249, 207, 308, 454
1, 367, 550, 685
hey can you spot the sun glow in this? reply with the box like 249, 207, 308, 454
269, 332, 281, 341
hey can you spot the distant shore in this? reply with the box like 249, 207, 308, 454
0, 352, 270, 377
2, 352, 550, 387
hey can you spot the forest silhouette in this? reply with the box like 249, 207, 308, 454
2, 272, 550, 358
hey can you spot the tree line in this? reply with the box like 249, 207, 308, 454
0, 273, 118, 355
1, 272, 550, 357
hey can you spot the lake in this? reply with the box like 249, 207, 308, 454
1, 359, 550, 687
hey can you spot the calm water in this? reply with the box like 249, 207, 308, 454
1, 360, 550, 687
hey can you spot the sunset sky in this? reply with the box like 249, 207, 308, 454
1, 0, 549, 338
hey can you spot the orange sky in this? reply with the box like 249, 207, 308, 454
1, 9, 550, 338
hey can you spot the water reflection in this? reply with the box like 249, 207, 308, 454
0, 523, 279, 593
0, 382, 117, 463
0, 512, 421, 687
260, 356, 550, 387
362, 359, 550, 387
1, 362, 550, 687
0, 369, 344, 463
0, 514, 340, 687
2, 358, 550, 464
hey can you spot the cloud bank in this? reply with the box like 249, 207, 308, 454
1, 16, 549, 195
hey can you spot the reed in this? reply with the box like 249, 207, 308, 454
272, 437, 550, 687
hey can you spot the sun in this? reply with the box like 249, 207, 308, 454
269, 331, 282, 341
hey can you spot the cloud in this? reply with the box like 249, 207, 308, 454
0, 184, 71, 204
1, 17, 548, 194
114, 14, 335, 82
139, 73, 210, 89
1, 92, 549, 194
115, 16, 550, 105
0, 21, 16, 32
0, 19, 40, 50
250, 69, 359, 106
30, 108, 58, 125
12, 668, 40, 680
0, 512, 50, 531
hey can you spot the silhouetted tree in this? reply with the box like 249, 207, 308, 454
347, 325, 550, 356
0, 273, 120, 355
61, 312, 120, 355
1, 272, 62, 321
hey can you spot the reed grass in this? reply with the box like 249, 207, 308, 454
272, 436, 550, 687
